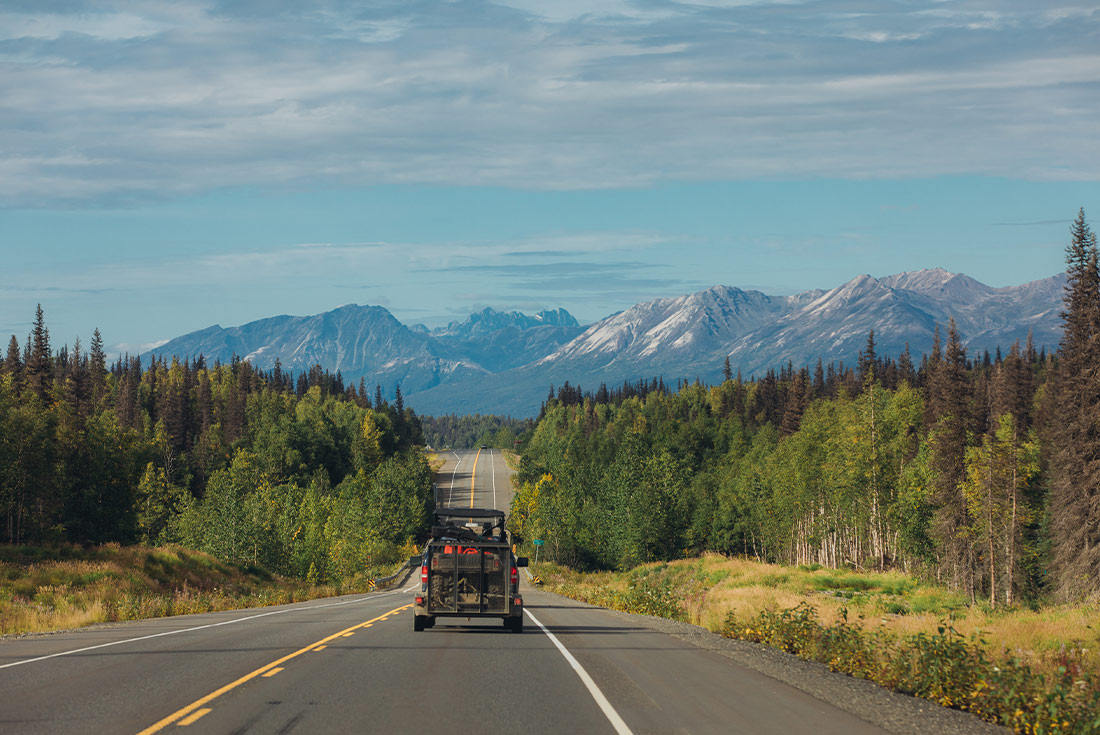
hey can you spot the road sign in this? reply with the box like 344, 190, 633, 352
532, 539, 544, 545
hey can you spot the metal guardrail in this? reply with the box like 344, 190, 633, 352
367, 554, 419, 592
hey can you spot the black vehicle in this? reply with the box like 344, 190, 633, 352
412, 508, 528, 633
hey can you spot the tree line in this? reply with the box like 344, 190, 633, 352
513, 210, 1099, 603
0, 319, 432, 583
419, 413, 532, 449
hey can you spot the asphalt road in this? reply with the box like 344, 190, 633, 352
0, 449, 1002, 735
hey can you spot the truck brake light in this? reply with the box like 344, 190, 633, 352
421, 565, 428, 584
510, 566, 518, 586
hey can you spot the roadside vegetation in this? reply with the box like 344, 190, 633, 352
513, 212, 1100, 734
0, 543, 411, 636
0, 321, 434, 586
540, 556, 1100, 735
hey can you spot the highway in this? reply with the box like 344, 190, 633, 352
0, 449, 1002, 735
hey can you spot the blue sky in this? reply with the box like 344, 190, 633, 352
1, 1, 1098, 354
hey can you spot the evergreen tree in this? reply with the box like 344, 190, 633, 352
4, 335, 22, 387
1049, 209, 1100, 598
897, 343, 915, 386
859, 330, 877, 388
779, 370, 809, 436
928, 319, 974, 594
723, 355, 733, 382
25, 305, 52, 401
89, 328, 107, 407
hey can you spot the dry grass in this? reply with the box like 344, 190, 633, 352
502, 450, 520, 471
425, 451, 446, 473
540, 553, 1100, 674
0, 544, 383, 635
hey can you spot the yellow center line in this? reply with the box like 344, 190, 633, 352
261, 668, 284, 678
470, 447, 482, 510
176, 709, 211, 727
135, 604, 412, 735
313, 646, 326, 651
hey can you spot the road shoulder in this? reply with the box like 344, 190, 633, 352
533, 587, 1008, 735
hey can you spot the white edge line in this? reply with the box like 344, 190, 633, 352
490, 448, 497, 509
0, 588, 406, 671
524, 609, 635, 735
447, 453, 464, 507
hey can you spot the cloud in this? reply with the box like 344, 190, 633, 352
2, 0, 1099, 206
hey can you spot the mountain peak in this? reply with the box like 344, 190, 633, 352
879, 268, 991, 296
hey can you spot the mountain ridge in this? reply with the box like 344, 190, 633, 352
143, 269, 1066, 416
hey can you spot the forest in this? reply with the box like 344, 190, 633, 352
512, 210, 1100, 604
419, 413, 532, 449
0, 325, 433, 584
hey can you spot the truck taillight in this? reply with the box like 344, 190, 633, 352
421, 565, 428, 584
510, 566, 518, 586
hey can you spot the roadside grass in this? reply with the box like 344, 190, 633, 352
426, 451, 446, 473
538, 554, 1100, 735
0, 544, 391, 636
502, 450, 520, 471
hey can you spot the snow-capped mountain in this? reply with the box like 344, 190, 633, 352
535, 286, 817, 370
144, 269, 1066, 416
430, 307, 583, 373
407, 269, 1065, 415
142, 304, 580, 396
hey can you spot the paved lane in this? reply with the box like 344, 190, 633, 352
0, 447, 999, 735
434, 448, 512, 512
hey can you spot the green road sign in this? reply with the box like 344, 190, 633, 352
532, 539, 544, 545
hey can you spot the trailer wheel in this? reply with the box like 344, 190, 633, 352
506, 616, 523, 633
414, 615, 426, 632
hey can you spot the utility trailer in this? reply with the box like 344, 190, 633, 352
412, 508, 528, 633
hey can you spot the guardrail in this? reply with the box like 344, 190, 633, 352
367, 554, 419, 592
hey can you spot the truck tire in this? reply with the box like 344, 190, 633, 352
414, 615, 426, 632
506, 616, 523, 633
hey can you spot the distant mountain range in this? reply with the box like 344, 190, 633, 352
145, 269, 1066, 417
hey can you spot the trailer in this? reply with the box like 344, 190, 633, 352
412, 508, 528, 633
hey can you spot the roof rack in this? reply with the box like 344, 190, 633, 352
434, 507, 505, 520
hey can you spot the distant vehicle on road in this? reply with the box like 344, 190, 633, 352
413, 508, 528, 632
480, 444, 488, 449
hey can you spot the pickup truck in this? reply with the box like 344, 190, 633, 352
412, 508, 528, 633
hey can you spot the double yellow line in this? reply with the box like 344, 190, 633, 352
136, 603, 411, 734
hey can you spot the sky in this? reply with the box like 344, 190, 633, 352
1, 0, 1099, 355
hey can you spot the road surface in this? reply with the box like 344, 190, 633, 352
0, 449, 1002, 735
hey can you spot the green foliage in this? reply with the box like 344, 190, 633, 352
516, 383, 937, 574
728, 606, 1100, 735
0, 308, 434, 585
420, 413, 533, 449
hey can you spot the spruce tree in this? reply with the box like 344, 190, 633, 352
25, 304, 52, 400
1049, 209, 1100, 598
89, 329, 107, 407
928, 319, 974, 594
859, 329, 877, 388
4, 335, 21, 387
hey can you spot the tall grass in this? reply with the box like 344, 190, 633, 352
0, 544, 390, 635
